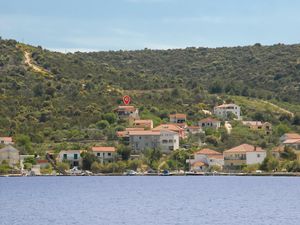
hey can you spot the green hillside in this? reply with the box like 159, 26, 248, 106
0, 38, 300, 153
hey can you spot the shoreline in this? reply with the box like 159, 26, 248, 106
1, 172, 300, 177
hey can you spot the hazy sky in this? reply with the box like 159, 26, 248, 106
1, 0, 300, 52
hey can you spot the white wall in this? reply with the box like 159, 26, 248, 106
160, 131, 179, 152
246, 151, 266, 165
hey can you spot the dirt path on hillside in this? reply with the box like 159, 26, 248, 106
24, 51, 47, 74
260, 100, 294, 117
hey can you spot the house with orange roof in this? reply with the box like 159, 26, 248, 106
152, 123, 186, 139
0, 137, 14, 145
280, 133, 300, 157
133, 119, 153, 129
213, 103, 241, 120
223, 144, 266, 169
191, 161, 208, 172
92, 146, 116, 163
114, 105, 139, 120
169, 113, 187, 124
187, 148, 224, 171
129, 130, 160, 153
198, 117, 221, 129
128, 129, 179, 153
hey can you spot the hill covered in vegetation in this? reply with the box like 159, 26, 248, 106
0, 38, 300, 153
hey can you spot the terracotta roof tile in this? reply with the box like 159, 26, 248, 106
284, 133, 300, 139
92, 146, 116, 152
199, 117, 220, 123
169, 113, 187, 118
224, 144, 265, 153
195, 148, 222, 155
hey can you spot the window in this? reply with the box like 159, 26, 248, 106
139, 136, 141, 139
169, 139, 173, 143
63, 154, 67, 160
108, 153, 111, 156
74, 154, 78, 159
257, 154, 260, 158
97, 153, 100, 157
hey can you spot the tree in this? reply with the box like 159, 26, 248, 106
260, 156, 279, 172
81, 152, 99, 170
15, 134, 32, 154
144, 148, 162, 168
96, 120, 109, 129
209, 80, 223, 94
103, 113, 117, 124
275, 123, 290, 136
57, 162, 70, 172
33, 83, 44, 97
292, 113, 300, 125
280, 146, 297, 160
117, 145, 131, 160
23, 157, 36, 165
128, 159, 142, 171
91, 161, 103, 173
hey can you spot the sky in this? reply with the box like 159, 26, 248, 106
1, 0, 300, 52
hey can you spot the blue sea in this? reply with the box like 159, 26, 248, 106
0, 176, 300, 225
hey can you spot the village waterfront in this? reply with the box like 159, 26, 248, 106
1, 176, 300, 225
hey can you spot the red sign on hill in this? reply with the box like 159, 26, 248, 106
123, 95, 131, 105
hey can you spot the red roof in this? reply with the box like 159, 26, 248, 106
153, 124, 183, 132
126, 127, 145, 131
199, 117, 220, 123
169, 113, 187, 118
37, 159, 48, 164
0, 137, 13, 142
187, 126, 201, 129
283, 139, 300, 144
192, 161, 208, 167
92, 146, 116, 152
283, 133, 300, 139
195, 148, 222, 155
115, 105, 136, 112
224, 144, 265, 153
128, 131, 160, 136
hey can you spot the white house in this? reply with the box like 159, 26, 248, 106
128, 130, 179, 153
58, 150, 84, 168
129, 130, 160, 153
214, 104, 241, 120
224, 144, 266, 169
91, 146, 116, 163
187, 148, 224, 171
0, 137, 14, 145
159, 130, 179, 152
